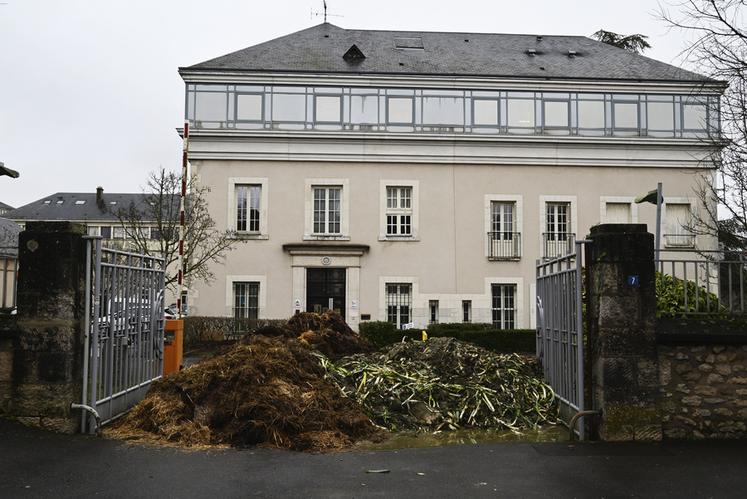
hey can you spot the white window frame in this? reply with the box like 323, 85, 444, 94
663, 197, 697, 248
380, 180, 419, 240
385, 282, 414, 329
484, 194, 522, 258
304, 178, 350, 240
225, 275, 267, 318
227, 177, 269, 239
486, 277, 524, 329
491, 283, 517, 330
539, 195, 578, 255
599, 196, 638, 224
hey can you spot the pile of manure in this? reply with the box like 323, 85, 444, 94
108, 334, 378, 451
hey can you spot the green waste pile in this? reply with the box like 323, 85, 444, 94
319, 337, 558, 432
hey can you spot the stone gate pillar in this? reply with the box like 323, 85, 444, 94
7, 222, 87, 432
588, 224, 662, 441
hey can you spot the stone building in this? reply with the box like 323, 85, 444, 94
179, 23, 723, 330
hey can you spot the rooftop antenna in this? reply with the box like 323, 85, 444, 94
311, 1, 343, 22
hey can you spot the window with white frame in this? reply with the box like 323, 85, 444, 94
605, 202, 632, 223
490, 201, 516, 240
462, 300, 472, 323
429, 300, 439, 324
112, 226, 126, 239
233, 281, 259, 320
546, 202, 571, 240
313, 186, 342, 235
100, 226, 112, 239
236, 184, 261, 232
386, 283, 412, 329
491, 284, 516, 329
665, 203, 694, 247
386, 186, 412, 236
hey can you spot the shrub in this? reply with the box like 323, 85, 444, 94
358, 321, 419, 347
656, 271, 724, 317
183, 316, 287, 347
359, 321, 535, 353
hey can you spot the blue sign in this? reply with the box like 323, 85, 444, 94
627, 275, 640, 287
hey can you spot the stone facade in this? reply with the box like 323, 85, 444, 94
659, 343, 747, 439
587, 224, 662, 441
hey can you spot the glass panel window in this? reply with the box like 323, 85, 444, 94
385, 186, 413, 236
195, 92, 227, 122
683, 102, 707, 130
387, 97, 413, 124
100, 226, 112, 239
578, 100, 605, 130
462, 300, 472, 323
422, 96, 464, 125
313, 186, 342, 234
351, 94, 379, 124
490, 201, 515, 239
613, 101, 639, 129
647, 101, 675, 131
429, 300, 439, 324
235, 184, 261, 232
473, 99, 499, 126
491, 284, 516, 329
272, 93, 306, 122
236, 94, 263, 121
546, 202, 570, 240
386, 283, 412, 329
233, 282, 259, 320
543, 100, 569, 128
86, 226, 99, 236
315, 95, 342, 123
507, 98, 535, 129
112, 226, 126, 239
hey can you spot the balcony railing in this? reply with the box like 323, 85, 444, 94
543, 232, 576, 259
664, 233, 696, 248
487, 232, 521, 260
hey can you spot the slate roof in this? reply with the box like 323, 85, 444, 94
182, 23, 715, 83
0, 202, 13, 212
3, 192, 170, 222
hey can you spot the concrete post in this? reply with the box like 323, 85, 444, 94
588, 224, 662, 441
8, 222, 87, 432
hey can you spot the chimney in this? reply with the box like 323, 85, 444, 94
96, 186, 104, 208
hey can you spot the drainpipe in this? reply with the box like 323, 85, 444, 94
71, 403, 101, 436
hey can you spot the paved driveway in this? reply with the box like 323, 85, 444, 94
1, 420, 746, 498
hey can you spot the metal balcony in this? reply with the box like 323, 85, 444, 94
487, 232, 521, 260
542, 232, 576, 259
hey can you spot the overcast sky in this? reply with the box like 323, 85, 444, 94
0, 0, 698, 208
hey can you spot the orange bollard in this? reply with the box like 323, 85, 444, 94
164, 319, 184, 375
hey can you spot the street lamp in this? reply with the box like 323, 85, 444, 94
635, 182, 663, 258
0, 162, 19, 178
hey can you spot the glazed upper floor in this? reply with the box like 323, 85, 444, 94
180, 24, 725, 141
184, 83, 721, 139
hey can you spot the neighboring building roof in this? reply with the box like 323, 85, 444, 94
0, 217, 19, 257
0, 202, 13, 212
182, 23, 716, 84
3, 191, 171, 223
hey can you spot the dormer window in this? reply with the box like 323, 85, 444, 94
342, 44, 365, 63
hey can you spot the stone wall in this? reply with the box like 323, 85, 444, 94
659, 339, 747, 439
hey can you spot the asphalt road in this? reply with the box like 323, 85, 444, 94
1, 420, 746, 498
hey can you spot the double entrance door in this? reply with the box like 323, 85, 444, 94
306, 268, 346, 318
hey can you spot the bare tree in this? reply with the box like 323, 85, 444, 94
660, 0, 745, 249
115, 168, 241, 293
591, 29, 652, 53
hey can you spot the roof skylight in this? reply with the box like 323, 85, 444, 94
394, 37, 424, 50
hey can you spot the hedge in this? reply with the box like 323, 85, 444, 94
183, 316, 287, 347
359, 321, 536, 353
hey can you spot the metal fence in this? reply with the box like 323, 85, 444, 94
487, 232, 521, 260
81, 238, 165, 432
536, 240, 587, 439
656, 249, 747, 316
0, 256, 17, 310
542, 233, 576, 260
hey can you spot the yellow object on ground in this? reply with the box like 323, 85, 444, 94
164, 319, 184, 375
422, 330, 428, 341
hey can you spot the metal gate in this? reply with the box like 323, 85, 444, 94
80, 237, 165, 433
536, 240, 588, 438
